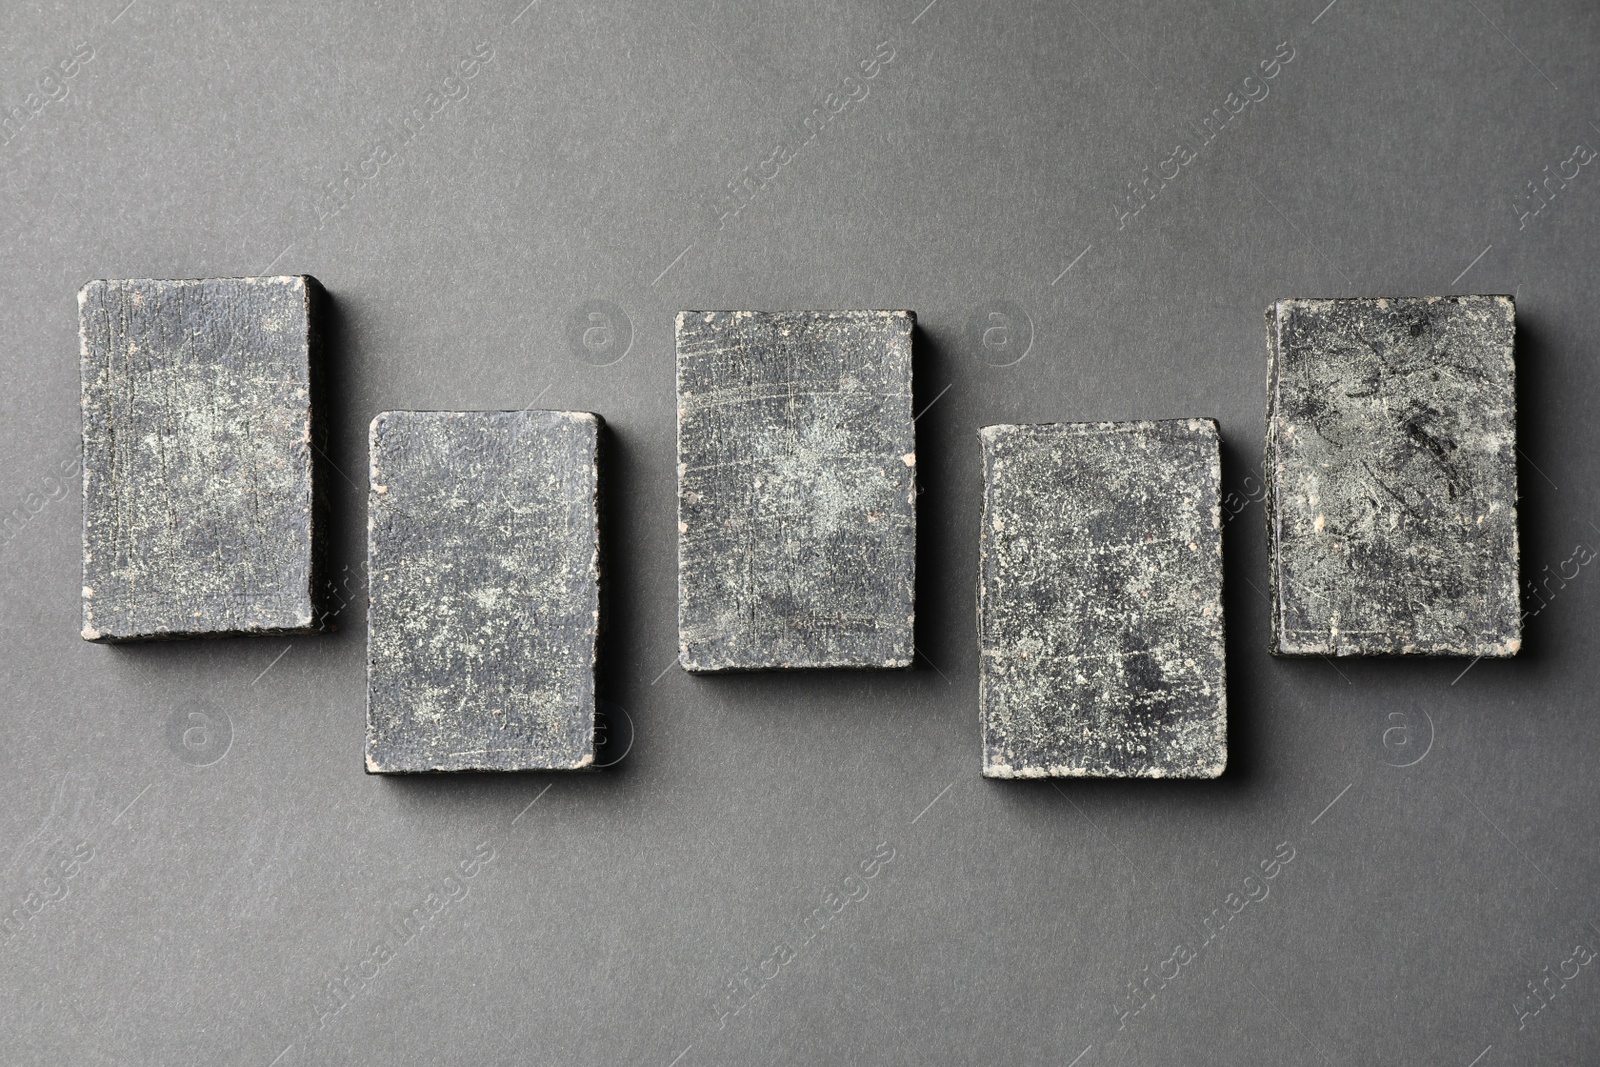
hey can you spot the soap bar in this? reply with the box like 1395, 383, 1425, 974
79, 276, 327, 642
1266, 296, 1520, 656
676, 310, 915, 671
978, 420, 1226, 779
365, 409, 601, 773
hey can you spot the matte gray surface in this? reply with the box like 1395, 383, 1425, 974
365, 409, 600, 773
79, 276, 325, 641
978, 420, 1225, 779
2, 1, 1598, 1064
1266, 296, 1520, 657
676, 309, 915, 671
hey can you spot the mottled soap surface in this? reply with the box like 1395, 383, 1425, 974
365, 410, 600, 773
978, 420, 1226, 779
79, 276, 325, 642
676, 310, 915, 671
1266, 296, 1520, 657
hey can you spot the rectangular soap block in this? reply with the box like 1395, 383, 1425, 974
80, 276, 326, 641
676, 310, 916, 671
365, 409, 601, 773
1266, 296, 1520, 656
978, 420, 1226, 779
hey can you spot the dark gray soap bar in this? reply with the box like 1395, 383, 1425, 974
1266, 296, 1520, 657
365, 409, 601, 773
978, 420, 1226, 779
676, 310, 915, 671
80, 276, 326, 642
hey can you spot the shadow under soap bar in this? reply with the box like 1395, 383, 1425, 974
676, 310, 916, 671
365, 410, 601, 773
978, 420, 1226, 779
79, 276, 327, 641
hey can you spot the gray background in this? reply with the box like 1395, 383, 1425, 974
0, 0, 1595, 1063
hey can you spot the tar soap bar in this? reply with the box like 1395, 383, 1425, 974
1266, 296, 1520, 656
365, 410, 601, 773
978, 420, 1226, 779
80, 276, 327, 641
676, 310, 916, 671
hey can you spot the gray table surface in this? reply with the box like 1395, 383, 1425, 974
2, 0, 1596, 1063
